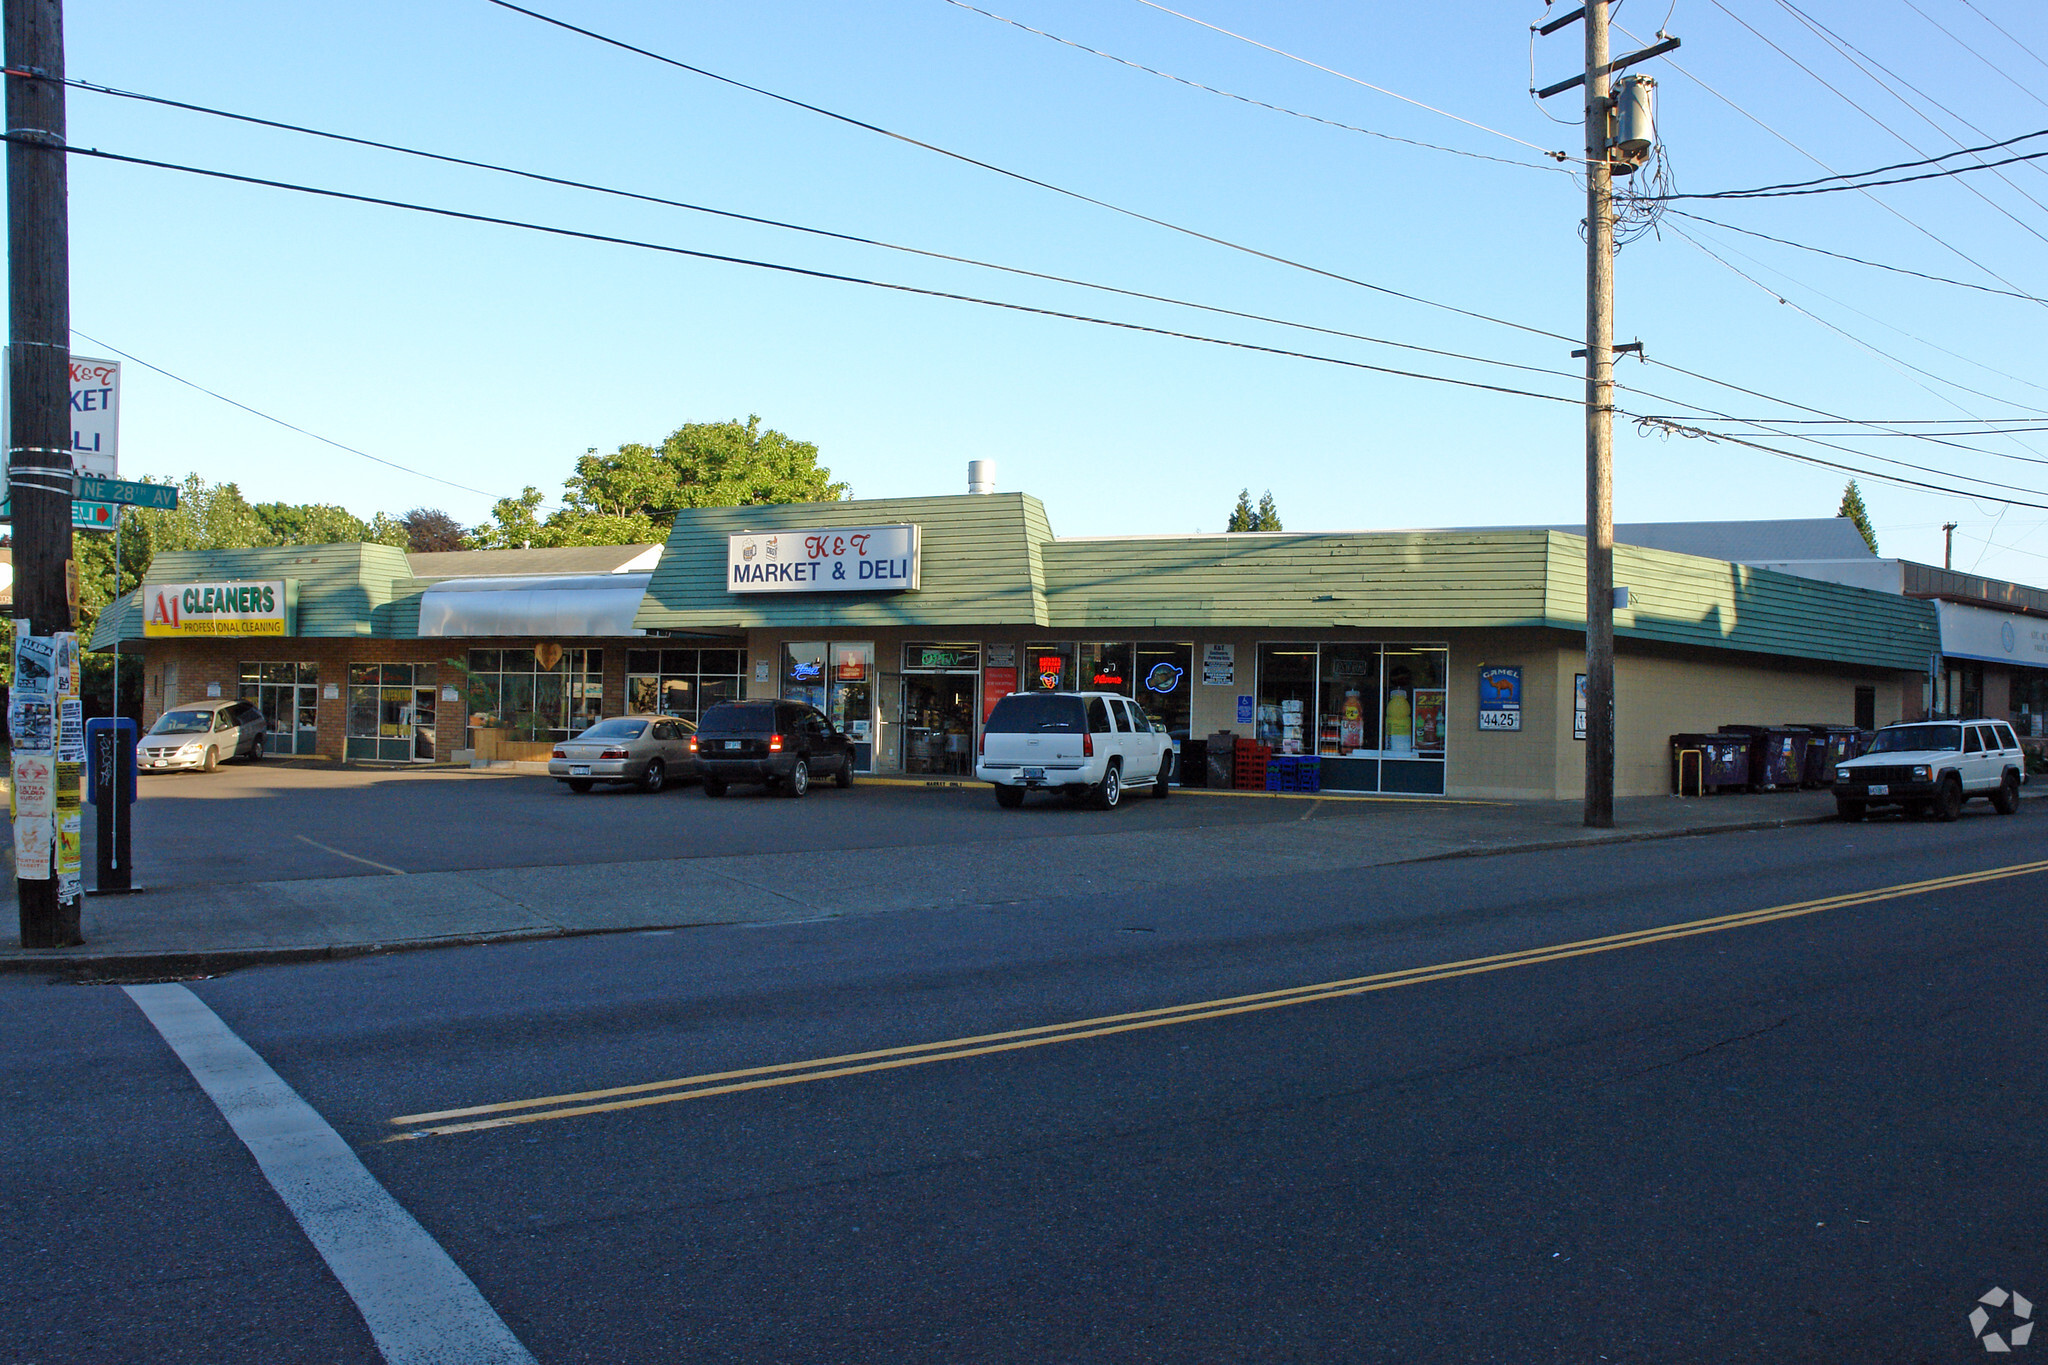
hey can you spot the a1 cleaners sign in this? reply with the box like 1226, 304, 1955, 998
727, 524, 920, 594
143, 580, 295, 637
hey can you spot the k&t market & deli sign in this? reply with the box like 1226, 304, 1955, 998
726, 524, 920, 594
143, 579, 297, 637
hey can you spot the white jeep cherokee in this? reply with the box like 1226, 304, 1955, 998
976, 690, 1173, 809
1832, 718, 2027, 821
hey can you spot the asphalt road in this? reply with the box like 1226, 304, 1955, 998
116, 761, 1459, 886
5, 809, 2043, 1363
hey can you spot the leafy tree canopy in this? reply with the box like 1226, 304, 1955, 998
470, 416, 847, 548
401, 508, 467, 553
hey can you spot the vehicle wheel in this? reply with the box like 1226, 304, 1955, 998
702, 777, 727, 798
994, 784, 1025, 809
201, 746, 218, 773
247, 741, 266, 762
785, 758, 810, 798
640, 759, 666, 794
1093, 761, 1122, 810
835, 758, 854, 789
1152, 756, 1173, 799
1834, 796, 1864, 822
1933, 774, 1964, 822
567, 779, 594, 793
1992, 770, 2021, 815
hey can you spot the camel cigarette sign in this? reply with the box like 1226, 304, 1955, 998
143, 579, 297, 637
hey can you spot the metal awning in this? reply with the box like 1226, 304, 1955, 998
416, 573, 652, 638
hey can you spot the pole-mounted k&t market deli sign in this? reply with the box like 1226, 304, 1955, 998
144, 580, 296, 637
727, 524, 920, 594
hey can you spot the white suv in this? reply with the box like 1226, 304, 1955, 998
1832, 718, 2027, 821
976, 691, 1173, 809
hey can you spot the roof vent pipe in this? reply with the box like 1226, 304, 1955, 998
967, 459, 996, 495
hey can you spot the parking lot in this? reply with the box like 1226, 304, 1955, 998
112, 759, 1414, 889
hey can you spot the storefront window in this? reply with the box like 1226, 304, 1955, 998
1025, 643, 1076, 691
782, 641, 828, 710
1255, 644, 1318, 754
1317, 645, 1381, 757
1134, 644, 1194, 740
1079, 642, 1133, 692
901, 642, 979, 775
1384, 645, 1448, 756
465, 647, 601, 740
830, 643, 875, 767
346, 662, 437, 762
239, 661, 320, 756
2013, 668, 2048, 737
625, 647, 745, 722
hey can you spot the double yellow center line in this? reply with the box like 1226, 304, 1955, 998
385, 857, 2047, 1142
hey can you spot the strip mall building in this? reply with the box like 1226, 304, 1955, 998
98, 489, 1988, 799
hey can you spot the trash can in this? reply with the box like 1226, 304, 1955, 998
1206, 732, 1237, 790
1180, 738, 1208, 788
1719, 725, 1808, 791
1671, 733, 1749, 793
1792, 724, 1862, 787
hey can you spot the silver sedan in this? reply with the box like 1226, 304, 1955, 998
549, 715, 697, 793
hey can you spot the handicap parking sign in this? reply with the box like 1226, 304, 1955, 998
1236, 694, 1254, 724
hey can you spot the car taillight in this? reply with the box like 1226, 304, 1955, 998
769, 733, 783, 752
599, 747, 630, 760
979, 731, 986, 756
551, 748, 567, 759
688, 736, 698, 753
1083, 732, 1094, 757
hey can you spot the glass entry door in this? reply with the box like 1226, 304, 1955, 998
900, 675, 978, 775
241, 661, 320, 755
412, 687, 437, 761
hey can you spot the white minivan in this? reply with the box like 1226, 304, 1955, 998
976, 691, 1173, 809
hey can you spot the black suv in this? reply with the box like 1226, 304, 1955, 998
691, 700, 857, 798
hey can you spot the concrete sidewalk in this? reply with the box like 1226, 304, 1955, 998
0, 786, 1865, 976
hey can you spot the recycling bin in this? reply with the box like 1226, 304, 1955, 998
1719, 725, 1809, 791
1670, 733, 1749, 793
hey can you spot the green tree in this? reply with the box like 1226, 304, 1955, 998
253, 500, 407, 547
1227, 488, 1281, 532
1837, 479, 1878, 553
473, 416, 847, 548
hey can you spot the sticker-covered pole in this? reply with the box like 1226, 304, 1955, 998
7, 0, 78, 945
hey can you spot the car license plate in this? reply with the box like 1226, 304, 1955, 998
569, 764, 591, 777
724, 740, 743, 750
1866, 783, 1889, 795
1022, 766, 1046, 781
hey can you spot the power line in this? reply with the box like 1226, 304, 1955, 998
67, 329, 494, 497
1903, 0, 2048, 112
1666, 218, 2048, 405
482, 0, 1581, 345
57, 78, 1585, 390
941, 0, 1564, 172
52, 142, 1590, 408
1661, 208, 2040, 302
1623, 414, 2048, 507
1666, 145, 2048, 199
1702, 0, 2048, 245
1123, 0, 1572, 159
1673, 123, 2048, 198
1954, 0, 2048, 81
1612, 19, 2048, 304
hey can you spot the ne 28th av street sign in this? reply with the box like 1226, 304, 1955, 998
78, 475, 178, 510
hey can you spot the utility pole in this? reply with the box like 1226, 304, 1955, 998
1581, 0, 1617, 830
1534, 4, 1677, 830
6, 0, 78, 946
1942, 521, 1957, 570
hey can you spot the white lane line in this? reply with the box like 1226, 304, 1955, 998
125, 983, 535, 1365
295, 833, 409, 876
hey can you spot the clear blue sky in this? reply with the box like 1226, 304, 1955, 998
49, 1, 2048, 582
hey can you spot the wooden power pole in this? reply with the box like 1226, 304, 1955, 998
7, 0, 78, 946
1581, 0, 1617, 830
